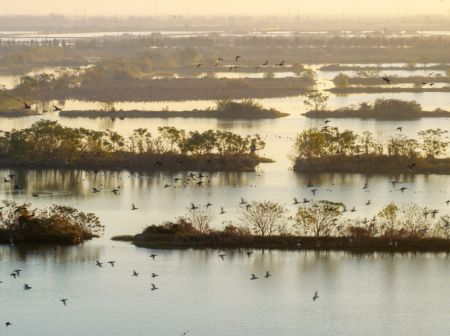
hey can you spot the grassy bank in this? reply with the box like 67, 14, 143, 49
304, 99, 450, 120
0, 153, 270, 172
59, 99, 289, 119
116, 234, 450, 253
328, 86, 450, 94
293, 155, 450, 174
16, 77, 314, 102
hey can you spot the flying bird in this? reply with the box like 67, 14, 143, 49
313, 291, 319, 301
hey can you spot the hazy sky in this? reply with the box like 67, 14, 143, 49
0, 0, 449, 16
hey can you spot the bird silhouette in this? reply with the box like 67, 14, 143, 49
151, 273, 159, 278
151, 283, 159, 291
96, 260, 103, 267
60, 299, 68, 306
53, 105, 62, 112
264, 271, 271, 278
24, 284, 32, 290
132, 270, 139, 277
250, 274, 258, 280
219, 254, 226, 260
313, 291, 319, 301
150, 254, 157, 260
107, 261, 116, 267
220, 207, 226, 214
5, 322, 12, 328
131, 204, 138, 210
381, 76, 391, 84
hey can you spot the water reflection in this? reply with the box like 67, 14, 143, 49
0, 244, 449, 336
1, 169, 450, 239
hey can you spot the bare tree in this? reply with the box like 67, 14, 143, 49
295, 201, 342, 237
187, 207, 214, 234
239, 201, 289, 236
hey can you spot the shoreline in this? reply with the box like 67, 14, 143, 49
112, 234, 450, 253
293, 156, 450, 174
304, 110, 450, 120
0, 154, 272, 172
59, 109, 289, 119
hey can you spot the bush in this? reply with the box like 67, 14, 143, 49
0, 201, 103, 245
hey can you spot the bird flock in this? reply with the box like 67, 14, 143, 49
2, 250, 323, 331
196, 55, 289, 72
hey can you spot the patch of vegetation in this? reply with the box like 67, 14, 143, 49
115, 201, 450, 252
0, 201, 103, 245
303, 99, 447, 120
0, 120, 269, 171
0, 47, 86, 73
293, 127, 450, 173
60, 99, 288, 119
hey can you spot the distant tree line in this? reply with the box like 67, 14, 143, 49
0, 121, 266, 171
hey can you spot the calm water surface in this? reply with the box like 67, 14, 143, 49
1, 244, 449, 336
2, 62, 450, 335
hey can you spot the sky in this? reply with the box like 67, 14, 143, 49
0, 0, 449, 16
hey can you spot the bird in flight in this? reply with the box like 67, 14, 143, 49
250, 274, 258, 280
60, 298, 68, 306
150, 254, 157, 260
313, 291, 319, 301
107, 261, 116, 267
381, 76, 391, 84
131, 204, 138, 211
151, 283, 159, 291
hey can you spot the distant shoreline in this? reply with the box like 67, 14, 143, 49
304, 109, 450, 120
59, 108, 289, 119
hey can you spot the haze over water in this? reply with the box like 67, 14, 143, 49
2, 7, 450, 336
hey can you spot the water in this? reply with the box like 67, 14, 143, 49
2, 60, 450, 334
1, 244, 449, 336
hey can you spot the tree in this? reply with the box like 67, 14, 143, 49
295, 201, 342, 237
377, 203, 399, 237
187, 207, 214, 234
294, 128, 328, 159
418, 128, 449, 158
333, 73, 350, 88
304, 91, 329, 111
239, 201, 289, 236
